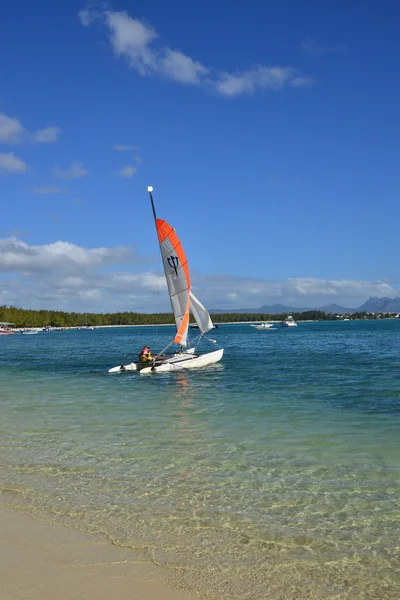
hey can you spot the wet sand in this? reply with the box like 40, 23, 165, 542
0, 506, 197, 600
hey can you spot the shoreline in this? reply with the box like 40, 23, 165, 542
0, 504, 196, 600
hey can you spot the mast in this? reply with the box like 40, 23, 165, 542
147, 186, 157, 222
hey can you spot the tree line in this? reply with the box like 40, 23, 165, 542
1, 305, 397, 328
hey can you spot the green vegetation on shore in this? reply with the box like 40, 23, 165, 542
1, 306, 398, 328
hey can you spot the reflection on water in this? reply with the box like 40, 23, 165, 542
1, 321, 400, 598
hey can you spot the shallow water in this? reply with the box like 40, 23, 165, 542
1, 321, 400, 598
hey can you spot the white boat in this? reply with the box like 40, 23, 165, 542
21, 330, 39, 335
0, 322, 14, 335
250, 322, 276, 330
109, 186, 224, 375
281, 315, 297, 327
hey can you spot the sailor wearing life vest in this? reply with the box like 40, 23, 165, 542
139, 346, 153, 363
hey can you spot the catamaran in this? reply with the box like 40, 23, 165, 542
109, 186, 224, 375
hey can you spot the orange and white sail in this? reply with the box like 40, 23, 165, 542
156, 218, 191, 346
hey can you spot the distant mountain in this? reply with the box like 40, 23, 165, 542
209, 304, 310, 314
358, 297, 400, 313
210, 297, 400, 315
210, 304, 336, 314
318, 303, 357, 314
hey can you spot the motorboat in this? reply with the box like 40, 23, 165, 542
0, 322, 14, 335
250, 322, 276, 330
281, 315, 297, 327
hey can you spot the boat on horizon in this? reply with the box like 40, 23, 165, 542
281, 315, 297, 327
0, 322, 14, 335
250, 322, 276, 331
109, 186, 224, 374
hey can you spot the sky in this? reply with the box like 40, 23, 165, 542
1, 0, 399, 312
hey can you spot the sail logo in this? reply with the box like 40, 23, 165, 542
167, 255, 179, 276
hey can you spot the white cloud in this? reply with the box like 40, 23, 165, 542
0, 238, 397, 312
302, 37, 346, 55
78, 8, 95, 27
53, 162, 88, 179
0, 237, 142, 274
160, 48, 209, 84
106, 10, 157, 74
80, 7, 312, 97
31, 126, 61, 144
194, 275, 398, 310
119, 165, 137, 178
0, 112, 61, 144
31, 185, 68, 195
0, 237, 164, 312
215, 66, 312, 97
113, 143, 139, 151
0, 113, 27, 143
0, 152, 28, 174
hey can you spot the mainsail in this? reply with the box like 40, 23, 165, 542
156, 218, 191, 346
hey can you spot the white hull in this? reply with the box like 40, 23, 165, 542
108, 362, 138, 372
251, 323, 275, 330
281, 316, 297, 327
108, 348, 223, 374
140, 349, 224, 375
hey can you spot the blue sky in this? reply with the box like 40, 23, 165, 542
1, 0, 399, 311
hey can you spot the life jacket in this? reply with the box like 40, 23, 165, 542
139, 348, 152, 362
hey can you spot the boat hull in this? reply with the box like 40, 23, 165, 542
139, 348, 224, 375
108, 362, 139, 373
108, 348, 217, 373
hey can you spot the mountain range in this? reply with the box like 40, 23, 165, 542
210, 297, 400, 315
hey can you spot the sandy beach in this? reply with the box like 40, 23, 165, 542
0, 506, 196, 600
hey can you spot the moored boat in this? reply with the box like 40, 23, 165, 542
281, 315, 297, 327
250, 322, 275, 330
0, 322, 14, 335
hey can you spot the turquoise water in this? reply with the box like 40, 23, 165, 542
1, 321, 400, 599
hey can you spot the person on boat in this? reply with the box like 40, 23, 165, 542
139, 346, 153, 363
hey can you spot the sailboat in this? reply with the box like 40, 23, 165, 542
108, 186, 224, 375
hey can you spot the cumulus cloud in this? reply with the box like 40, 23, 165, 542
31, 126, 61, 144
0, 111, 61, 144
0, 237, 145, 274
0, 152, 28, 174
78, 8, 96, 27
194, 275, 398, 310
53, 162, 88, 179
215, 66, 312, 97
80, 7, 312, 96
0, 112, 27, 143
119, 165, 137, 178
0, 236, 397, 312
0, 237, 165, 312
